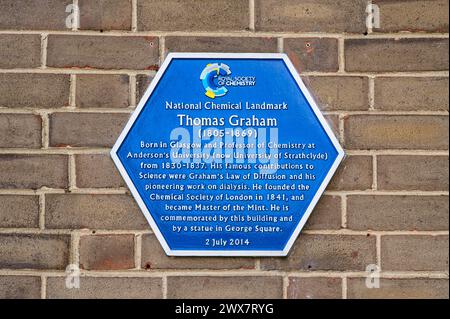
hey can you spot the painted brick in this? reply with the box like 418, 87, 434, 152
49, 113, 129, 147
47, 277, 162, 299
75, 154, 125, 188
0, 74, 70, 108
304, 195, 342, 230
382, 235, 449, 271
345, 38, 449, 72
165, 37, 278, 55
0, 276, 41, 299
377, 155, 449, 191
327, 156, 373, 191
0, 35, 41, 68
0, 234, 70, 270
167, 276, 283, 299
136, 74, 153, 102
347, 195, 449, 231
284, 38, 339, 72
79, 0, 132, 31
0, 155, 68, 189
141, 234, 255, 270
348, 278, 449, 299
76, 74, 130, 108
138, 0, 249, 31
304, 76, 369, 111
373, 0, 449, 33
374, 77, 449, 111
79, 235, 135, 270
0, 114, 42, 148
45, 194, 148, 230
261, 234, 376, 271
0, 195, 39, 228
287, 277, 342, 299
47, 35, 159, 70
344, 115, 449, 150
255, 0, 367, 33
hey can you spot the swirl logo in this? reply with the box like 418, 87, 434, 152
200, 63, 231, 99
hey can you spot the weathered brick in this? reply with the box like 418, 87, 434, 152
0, 234, 70, 270
165, 37, 278, 55
345, 38, 449, 72
255, 0, 367, 33
375, 77, 449, 111
261, 234, 376, 271
0, 195, 39, 228
304, 76, 369, 111
377, 155, 449, 191
79, 0, 132, 31
0, 74, 70, 108
47, 35, 159, 70
75, 154, 125, 188
0, 276, 41, 299
138, 0, 249, 31
0, 155, 68, 189
0, 114, 42, 148
344, 115, 449, 150
45, 194, 148, 230
287, 277, 342, 299
76, 74, 129, 108
49, 113, 129, 147
304, 195, 342, 230
136, 74, 153, 102
348, 278, 449, 299
141, 234, 255, 270
0, 35, 41, 68
47, 277, 162, 299
79, 235, 135, 270
381, 235, 449, 271
373, 0, 449, 33
328, 156, 373, 191
324, 115, 340, 138
348, 195, 449, 231
284, 38, 339, 72
167, 276, 283, 299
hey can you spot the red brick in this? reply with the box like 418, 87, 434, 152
0, 276, 41, 299
141, 234, 255, 270
0, 155, 68, 189
47, 35, 159, 70
288, 277, 342, 299
344, 115, 449, 150
328, 156, 373, 191
136, 74, 153, 103
0, 195, 39, 228
381, 235, 449, 271
284, 38, 339, 72
167, 276, 283, 299
45, 194, 148, 230
345, 38, 449, 72
75, 154, 125, 188
0, 74, 70, 108
0, 35, 41, 68
261, 234, 376, 271
377, 155, 449, 191
347, 195, 449, 231
76, 74, 130, 108
79, 0, 132, 31
79, 235, 135, 270
49, 113, 129, 147
138, 0, 249, 31
0, 114, 42, 148
0, 234, 70, 270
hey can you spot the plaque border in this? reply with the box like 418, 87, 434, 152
111, 53, 345, 256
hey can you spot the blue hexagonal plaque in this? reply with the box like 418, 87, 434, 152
111, 53, 344, 256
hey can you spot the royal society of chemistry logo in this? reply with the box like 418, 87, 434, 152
200, 63, 256, 99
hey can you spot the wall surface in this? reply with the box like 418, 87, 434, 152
0, 0, 448, 299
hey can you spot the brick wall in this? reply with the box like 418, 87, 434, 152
0, 0, 448, 299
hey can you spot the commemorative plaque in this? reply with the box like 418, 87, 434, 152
111, 53, 344, 256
